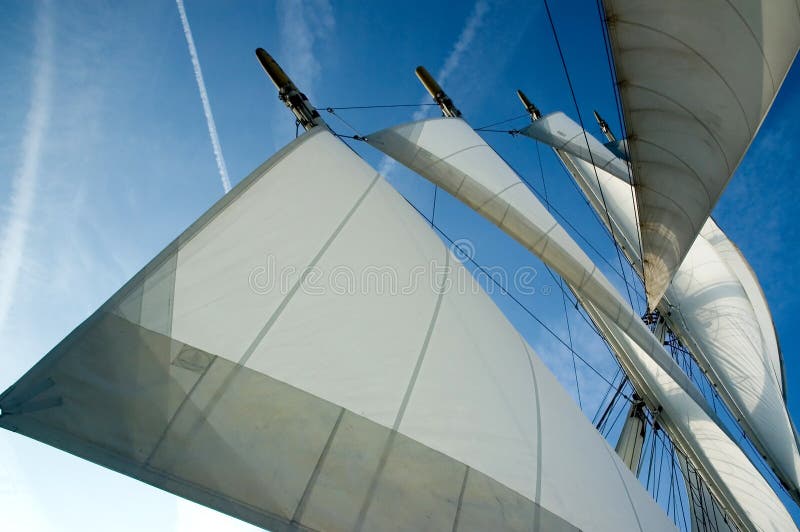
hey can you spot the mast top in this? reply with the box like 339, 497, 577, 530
256, 48, 324, 131
415, 66, 461, 118
593, 110, 615, 142
516, 89, 541, 121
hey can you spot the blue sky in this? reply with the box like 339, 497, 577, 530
0, 0, 798, 529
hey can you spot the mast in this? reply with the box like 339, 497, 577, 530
415, 66, 461, 118
255, 47, 325, 131
517, 89, 541, 121
593, 110, 615, 142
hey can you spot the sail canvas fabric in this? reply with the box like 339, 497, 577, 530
602, 0, 800, 307
0, 128, 675, 532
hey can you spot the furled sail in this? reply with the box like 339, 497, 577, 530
0, 128, 677, 532
601, 0, 800, 307
548, 129, 800, 503
368, 115, 797, 531
366, 116, 710, 416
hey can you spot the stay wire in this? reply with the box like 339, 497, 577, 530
543, 0, 638, 311
474, 112, 530, 131
321, 103, 440, 110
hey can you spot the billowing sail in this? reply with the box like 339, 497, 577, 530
601, 0, 800, 307
550, 133, 800, 502
368, 116, 797, 531
0, 128, 676, 532
366, 117, 710, 416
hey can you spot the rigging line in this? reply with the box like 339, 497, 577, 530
431, 185, 438, 226
320, 103, 439, 110
401, 197, 630, 395
594, 374, 629, 430
592, 367, 623, 424
473, 112, 530, 131
325, 107, 364, 138
535, 140, 583, 410
542, 0, 638, 310
593, 0, 646, 275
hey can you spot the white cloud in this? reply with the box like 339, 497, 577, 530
277, 0, 335, 101
378, 0, 490, 177
176, 0, 232, 193
0, 0, 53, 334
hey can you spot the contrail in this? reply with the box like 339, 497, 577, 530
378, 0, 489, 177
0, 0, 53, 332
176, 0, 231, 193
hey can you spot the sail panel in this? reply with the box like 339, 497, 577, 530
602, 0, 800, 307
367, 117, 712, 417
0, 129, 675, 532
520, 112, 631, 182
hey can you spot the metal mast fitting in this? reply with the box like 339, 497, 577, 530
593, 110, 615, 142
516, 89, 541, 121
415, 66, 461, 118
256, 48, 324, 131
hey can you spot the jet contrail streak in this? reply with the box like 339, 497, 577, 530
176, 0, 232, 193
0, 0, 53, 332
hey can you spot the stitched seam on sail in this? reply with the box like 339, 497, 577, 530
614, 19, 754, 135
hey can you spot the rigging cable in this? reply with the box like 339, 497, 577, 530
542, 0, 639, 311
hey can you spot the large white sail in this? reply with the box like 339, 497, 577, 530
0, 128, 676, 532
545, 123, 800, 502
601, 0, 800, 307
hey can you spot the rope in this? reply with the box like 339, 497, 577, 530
474, 113, 529, 131
321, 103, 439, 110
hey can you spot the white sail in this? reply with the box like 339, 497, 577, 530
602, 0, 800, 307
520, 111, 630, 182
366, 117, 710, 414
553, 136, 800, 502
0, 128, 676, 532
